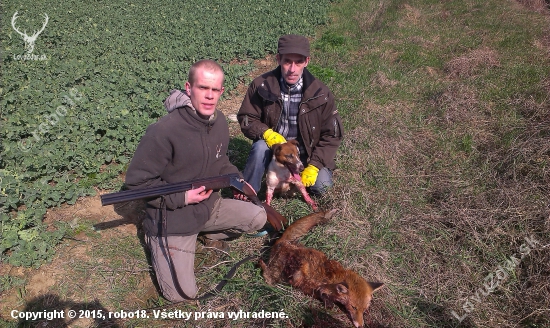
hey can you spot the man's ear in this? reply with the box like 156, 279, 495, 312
185, 81, 191, 96
276, 53, 281, 65
304, 56, 310, 67
289, 139, 300, 148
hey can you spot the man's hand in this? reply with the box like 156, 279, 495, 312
263, 129, 286, 148
186, 186, 213, 205
233, 181, 256, 201
301, 165, 319, 187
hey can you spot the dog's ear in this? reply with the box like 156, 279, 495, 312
272, 143, 282, 155
288, 139, 300, 148
367, 282, 384, 292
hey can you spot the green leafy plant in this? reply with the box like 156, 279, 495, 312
0, 274, 26, 293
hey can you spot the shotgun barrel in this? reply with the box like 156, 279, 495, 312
100, 172, 288, 231
100, 173, 242, 206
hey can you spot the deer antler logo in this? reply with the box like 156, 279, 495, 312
11, 11, 49, 54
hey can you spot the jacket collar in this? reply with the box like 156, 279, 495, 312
271, 66, 315, 90
259, 66, 321, 101
178, 106, 218, 127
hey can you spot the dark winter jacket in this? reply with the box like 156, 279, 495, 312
237, 67, 343, 171
125, 104, 240, 236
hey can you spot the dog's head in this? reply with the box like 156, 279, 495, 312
272, 140, 304, 178
317, 276, 384, 328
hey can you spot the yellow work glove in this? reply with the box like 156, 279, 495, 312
301, 165, 319, 187
263, 129, 286, 148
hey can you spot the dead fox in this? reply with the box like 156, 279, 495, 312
259, 209, 384, 328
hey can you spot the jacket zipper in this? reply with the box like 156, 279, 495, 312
204, 122, 213, 177
267, 83, 325, 132
274, 97, 283, 132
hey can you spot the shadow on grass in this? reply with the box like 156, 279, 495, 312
16, 293, 119, 327
413, 298, 478, 328
300, 306, 353, 327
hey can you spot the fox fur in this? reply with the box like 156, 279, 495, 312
259, 209, 383, 327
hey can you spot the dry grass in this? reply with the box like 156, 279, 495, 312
516, 0, 550, 13
1, 0, 550, 327
444, 47, 501, 78
318, 1, 550, 322
328, 77, 550, 326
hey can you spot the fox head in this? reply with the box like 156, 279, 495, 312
317, 277, 384, 327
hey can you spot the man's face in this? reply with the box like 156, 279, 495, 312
185, 68, 225, 119
277, 53, 310, 85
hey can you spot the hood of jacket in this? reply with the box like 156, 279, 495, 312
164, 89, 192, 113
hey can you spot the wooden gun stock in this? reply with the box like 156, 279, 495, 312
238, 181, 288, 231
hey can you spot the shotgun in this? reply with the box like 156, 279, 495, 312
100, 173, 287, 231
100, 173, 242, 206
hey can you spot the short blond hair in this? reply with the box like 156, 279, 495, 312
188, 59, 224, 85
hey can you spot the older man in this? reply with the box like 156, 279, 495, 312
237, 34, 343, 197
125, 59, 266, 302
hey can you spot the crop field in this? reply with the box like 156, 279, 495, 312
1, 0, 550, 327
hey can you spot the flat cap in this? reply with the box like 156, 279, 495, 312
277, 34, 310, 57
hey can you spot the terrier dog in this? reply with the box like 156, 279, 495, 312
259, 209, 384, 327
266, 140, 318, 211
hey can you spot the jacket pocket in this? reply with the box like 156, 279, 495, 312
332, 117, 343, 138
303, 111, 320, 148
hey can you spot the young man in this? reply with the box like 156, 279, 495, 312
237, 34, 344, 196
125, 60, 266, 302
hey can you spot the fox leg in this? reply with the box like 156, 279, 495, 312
258, 259, 276, 285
